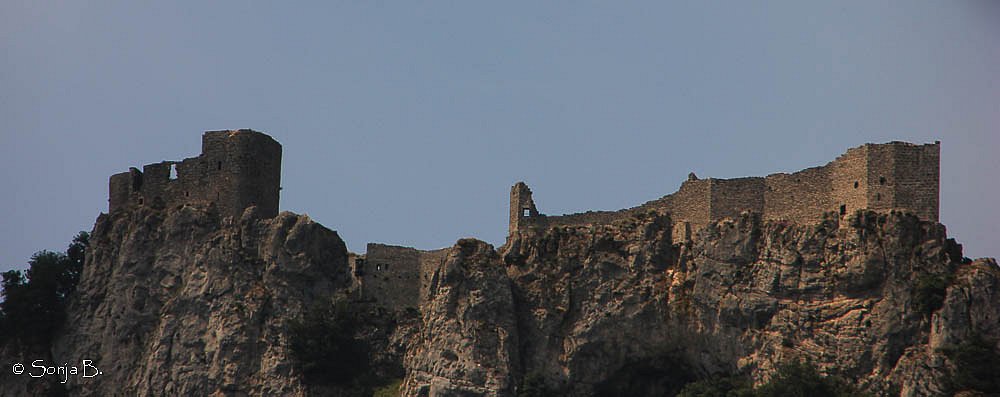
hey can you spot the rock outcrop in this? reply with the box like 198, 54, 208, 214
401, 239, 519, 397
51, 205, 351, 396
5, 203, 997, 396
400, 211, 1000, 396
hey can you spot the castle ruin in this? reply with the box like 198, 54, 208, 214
103, 133, 941, 312
108, 129, 282, 219
510, 141, 940, 239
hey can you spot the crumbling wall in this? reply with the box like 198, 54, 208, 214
506, 141, 941, 238
886, 142, 940, 222
865, 144, 897, 213
830, 145, 870, 217
355, 244, 452, 310
540, 211, 630, 228
665, 179, 711, 227
202, 130, 283, 219
360, 244, 422, 310
764, 166, 831, 223
418, 248, 451, 305
108, 168, 143, 210
107, 129, 282, 219
709, 177, 765, 220
510, 182, 540, 232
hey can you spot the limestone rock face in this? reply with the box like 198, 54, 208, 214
400, 239, 520, 397
51, 206, 351, 396
7, 202, 997, 397
401, 211, 1000, 397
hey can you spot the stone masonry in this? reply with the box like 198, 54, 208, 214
353, 243, 450, 311
102, 134, 940, 313
108, 129, 282, 219
509, 141, 940, 238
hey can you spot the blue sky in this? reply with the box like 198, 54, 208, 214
2, 1, 998, 272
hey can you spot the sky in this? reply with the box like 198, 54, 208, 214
2, 1, 998, 272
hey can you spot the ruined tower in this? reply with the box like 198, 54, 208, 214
509, 182, 539, 233
108, 129, 282, 219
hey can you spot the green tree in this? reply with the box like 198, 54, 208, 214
913, 273, 950, 317
0, 232, 89, 348
940, 334, 1000, 393
677, 375, 754, 397
755, 361, 866, 397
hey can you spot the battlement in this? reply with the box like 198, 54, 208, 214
108, 129, 282, 219
510, 141, 940, 238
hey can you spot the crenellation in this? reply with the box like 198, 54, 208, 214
508, 141, 941, 238
107, 129, 281, 219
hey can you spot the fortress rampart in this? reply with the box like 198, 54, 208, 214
509, 141, 940, 237
108, 129, 282, 219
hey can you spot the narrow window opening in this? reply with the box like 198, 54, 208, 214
854, 181, 859, 189
876, 193, 881, 201
879, 176, 886, 185
185, 191, 190, 197
217, 161, 223, 171
138, 198, 144, 205
522, 208, 531, 217
169, 164, 178, 180
840, 204, 847, 215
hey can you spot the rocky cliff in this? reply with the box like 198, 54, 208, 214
47, 205, 352, 396
401, 211, 1000, 397
5, 204, 997, 396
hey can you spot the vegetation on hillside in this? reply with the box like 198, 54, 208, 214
940, 333, 1000, 394
287, 301, 370, 386
677, 361, 872, 397
913, 273, 951, 317
0, 232, 88, 349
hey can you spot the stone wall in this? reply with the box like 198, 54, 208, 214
830, 145, 870, 217
510, 182, 540, 232
866, 144, 896, 213
710, 177, 766, 220
360, 244, 422, 310
537, 211, 631, 228
507, 141, 941, 236
887, 142, 940, 222
418, 248, 451, 305
764, 166, 831, 223
201, 130, 283, 219
356, 244, 452, 310
665, 179, 711, 226
108, 129, 282, 219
